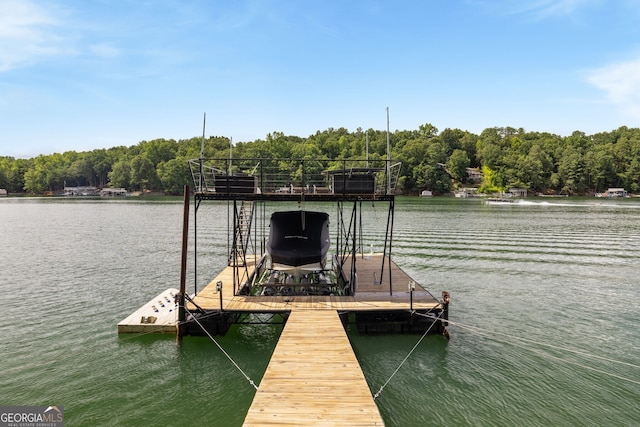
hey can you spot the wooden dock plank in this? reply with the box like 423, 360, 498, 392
243, 310, 384, 427
188, 254, 439, 313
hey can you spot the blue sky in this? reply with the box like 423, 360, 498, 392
1, 0, 640, 158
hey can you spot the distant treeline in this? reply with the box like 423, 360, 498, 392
2, 124, 640, 195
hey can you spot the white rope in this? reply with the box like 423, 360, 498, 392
415, 312, 640, 370
496, 332, 640, 386
414, 312, 640, 385
185, 308, 258, 390
373, 310, 444, 400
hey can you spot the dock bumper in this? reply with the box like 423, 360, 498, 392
354, 307, 447, 335
184, 310, 240, 336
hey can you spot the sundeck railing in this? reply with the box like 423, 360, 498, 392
188, 158, 402, 196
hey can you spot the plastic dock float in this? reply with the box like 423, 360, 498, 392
117, 288, 179, 333
243, 309, 384, 426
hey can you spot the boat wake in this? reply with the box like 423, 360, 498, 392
486, 199, 640, 209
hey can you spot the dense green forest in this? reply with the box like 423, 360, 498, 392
2, 124, 640, 195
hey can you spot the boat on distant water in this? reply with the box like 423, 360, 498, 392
596, 188, 629, 198
485, 197, 519, 205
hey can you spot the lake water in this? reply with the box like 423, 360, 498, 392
1, 197, 638, 426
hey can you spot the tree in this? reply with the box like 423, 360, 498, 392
0, 158, 9, 190
139, 139, 178, 165
584, 146, 615, 193
266, 132, 293, 158
459, 132, 479, 167
478, 165, 504, 194
557, 145, 585, 195
108, 158, 132, 189
510, 144, 552, 192
88, 149, 113, 187
476, 129, 504, 170
130, 154, 159, 191
23, 156, 49, 193
0, 158, 30, 193
446, 149, 470, 183
418, 123, 439, 138
7, 124, 640, 196
158, 157, 191, 194
619, 157, 640, 192
439, 128, 465, 158
413, 162, 451, 194
68, 155, 95, 186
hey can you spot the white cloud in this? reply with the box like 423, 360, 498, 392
0, 0, 68, 71
525, 0, 600, 16
587, 58, 640, 119
472, 0, 602, 19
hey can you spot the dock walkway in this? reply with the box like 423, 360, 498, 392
243, 309, 384, 426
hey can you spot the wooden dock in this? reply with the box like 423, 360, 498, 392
188, 254, 439, 313
243, 309, 384, 426
119, 163, 450, 425
118, 255, 441, 333
119, 253, 446, 424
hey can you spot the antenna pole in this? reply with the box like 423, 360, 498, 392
201, 113, 206, 158
386, 107, 391, 194
199, 113, 206, 191
229, 137, 233, 175
366, 130, 369, 168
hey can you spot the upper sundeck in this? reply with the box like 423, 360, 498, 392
188, 157, 401, 202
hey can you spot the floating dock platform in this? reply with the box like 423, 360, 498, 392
182, 253, 446, 336
117, 288, 179, 333
117, 254, 444, 334
117, 254, 444, 426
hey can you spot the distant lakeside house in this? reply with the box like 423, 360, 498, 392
63, 186, 98, 196
99, 187, 129, 197
596, 188, 629, 198
61, 186, 129, 197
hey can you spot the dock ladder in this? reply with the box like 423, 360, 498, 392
229, 200, 254, 267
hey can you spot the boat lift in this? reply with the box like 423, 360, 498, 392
187, 157, 402, 298
172, 156, 449, 337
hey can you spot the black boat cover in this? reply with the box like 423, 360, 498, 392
267, 211, 330, 267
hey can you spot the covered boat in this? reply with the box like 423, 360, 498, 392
267, 210, 330, 272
